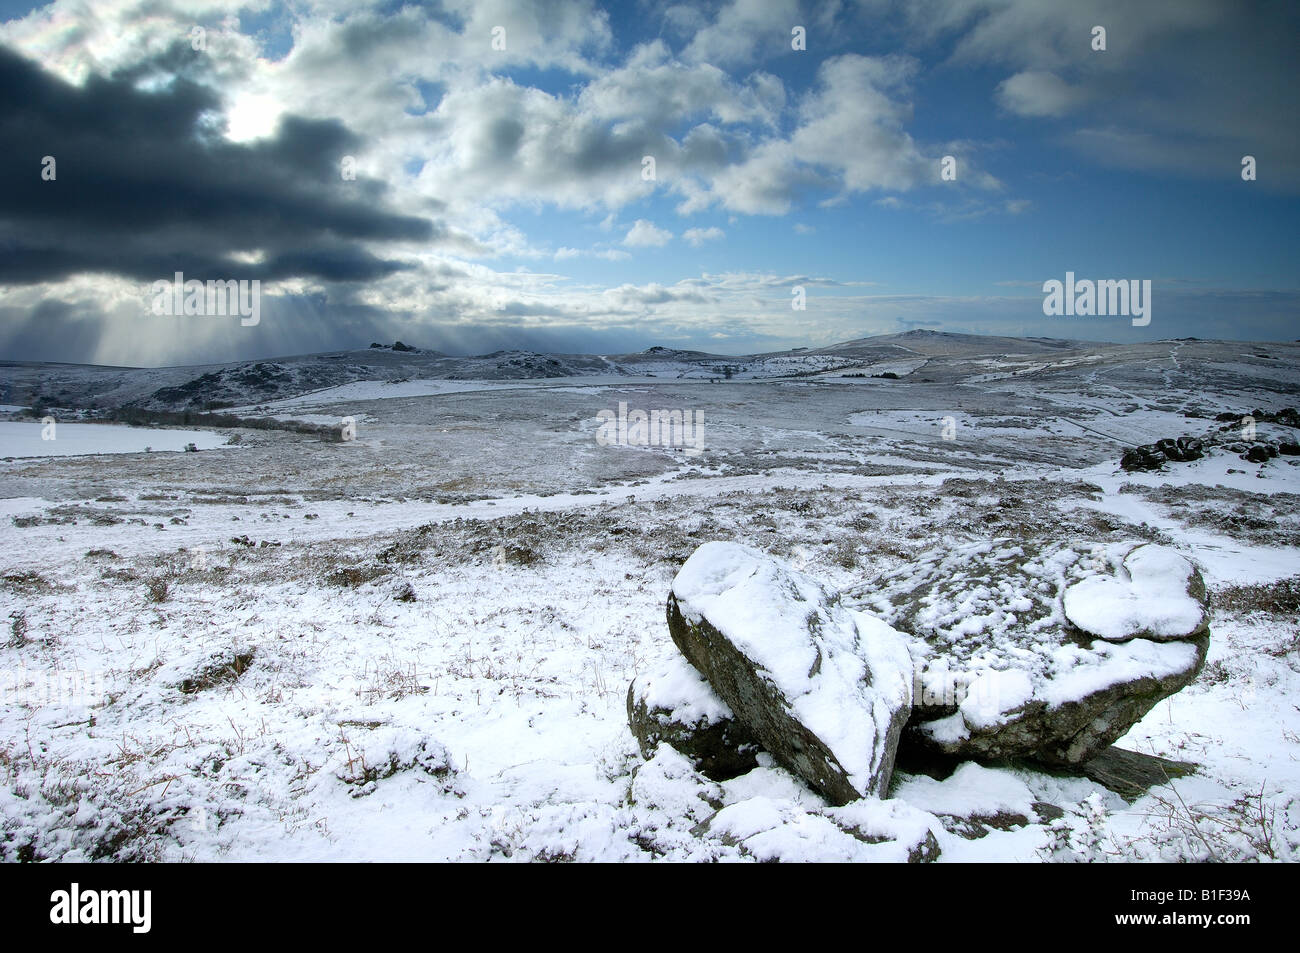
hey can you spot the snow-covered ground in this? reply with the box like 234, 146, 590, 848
0, 336, 1297, 861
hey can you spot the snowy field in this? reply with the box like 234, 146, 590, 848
1, 337, 1298, 862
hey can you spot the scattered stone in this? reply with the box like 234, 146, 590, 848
924, 800, 1065, 840
668, 541, 913, 805
1155, 436, 1203, 462
1246, 407, 1300, 427
1122, 436, 1204, 471
1216, 407, 1300, 429
1120, 445, 1164, 471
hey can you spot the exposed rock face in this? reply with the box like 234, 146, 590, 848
936, 647, 1207, 765
847, 540, 1209, 765
626, 655, 761, 781
667, 542, 913, 805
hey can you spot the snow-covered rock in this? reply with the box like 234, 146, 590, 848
851, 539, 1210, 764
627, 744, 724, 825
667, 541, 913, 805
695, 795, 941, 862
627, 654, 761, 781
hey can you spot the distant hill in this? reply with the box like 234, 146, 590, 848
0, 332, 1286, 414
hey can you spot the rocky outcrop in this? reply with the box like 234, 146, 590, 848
849, 540, 1210, 765
1214, 407, 1300, 428
1120, 445, 1164, 471
1120, 436, 1203, 471
623, 538, 1211, 861
1155, 437, 1204, 462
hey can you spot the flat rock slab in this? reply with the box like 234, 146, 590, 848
668, 541, 912, 805
627, 654, 762, 781
848, 539, 1209, 764
1078, 746, 1198, 801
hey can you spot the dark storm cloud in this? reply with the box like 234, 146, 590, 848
0, 43, 440, 285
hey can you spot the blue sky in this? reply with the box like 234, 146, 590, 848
0, 0, 1296, 366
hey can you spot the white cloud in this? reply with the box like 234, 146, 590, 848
623, 219, 673, 247
705, 54, 973, 213
995, 71, 1088, 118
680, 0, 800, 67
790, 54, 933, 193
554, 245, 631, 261
683, 226, 725, 246
578, 40, 785, 129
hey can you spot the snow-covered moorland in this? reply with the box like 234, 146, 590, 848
1, 333, 1297, 862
